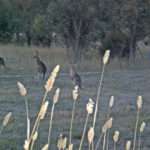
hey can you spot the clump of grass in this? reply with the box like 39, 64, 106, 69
69, 85, 79, 145
133, 96, 143, 150
22, 65, 60, 150
79, 98, 94, 150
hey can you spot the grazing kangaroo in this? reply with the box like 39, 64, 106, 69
69, 65, 82, 89
0, 57, 5, 68
33, 51, 47, 79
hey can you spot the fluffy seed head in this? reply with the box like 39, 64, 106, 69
53, 88, 60, 104
103, 50, 110, 65
137, 96, 143, 110
72, 86, 79, 100
39, 101, 49, 120
2, 112, 12, 127
109, 96, 114, 108
140, 121, 146, 133
57, 134, 67, 150
32, 131, 38, 141
88, 127, 94, 144
68, 144, 73, 150
17, 81, 27, 96
41, 144, 49, 150
45, 65, 60, 92
102, 117, 113, 133
126, 141, 131, 150
86, 98, 94, 114
113, 131, 120, 143
23, 140, 29, 150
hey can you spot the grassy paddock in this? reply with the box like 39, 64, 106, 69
0, 44, 150, 149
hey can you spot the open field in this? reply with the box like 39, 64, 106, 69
0, 44, 150, 149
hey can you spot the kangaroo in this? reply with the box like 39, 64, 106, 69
33, 51, 47, 79
69, 65, 82, 89
0, 57, 5, 68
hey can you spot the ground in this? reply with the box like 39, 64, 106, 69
0, 44, 150, 150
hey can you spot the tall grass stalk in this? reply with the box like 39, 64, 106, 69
93, 50, 110, 129
48, 88, 60, 148
138, 121, 146, 150
79, 114, 89, 150
69, 86, 79, 144
79, 98, 94, 150
106, 96, 114, 150
17, 81, 30, 140
133, 96, 143, 150
113, 131, 119, 150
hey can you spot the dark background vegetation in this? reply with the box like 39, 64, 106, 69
0, 0, 150, 62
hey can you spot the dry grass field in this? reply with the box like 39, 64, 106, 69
0, 44, 150, 150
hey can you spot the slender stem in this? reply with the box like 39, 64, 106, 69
69, 100, 76, 144
48, 103, 55, 147
133, 110, 140, 150
93, 65, 105, 129
114, 142, 116, 150
30, 139, 36, 150
24, 97, 30, 140
91, 141, 94, 150
79, 114, 89, 150
103, 133, 106, 150
88, 143, 91, 150
138, 132, 141, 150
106, 130, 110, 150
95, 134, 103, 150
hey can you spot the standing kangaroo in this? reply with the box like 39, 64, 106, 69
0, 57, 5, 68
33, 51, 47, 79
69, 65, 82, 89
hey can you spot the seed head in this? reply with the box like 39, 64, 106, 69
72, 86, 79, 100
17, 81, 27, 96
140, 121, 146, 133
53, 88, 60, 104
109, 96, 114, 108
86, 98, 94, 114
41, 144, 49, 150
39, 101, 49, 120
87, 127, 94, 144
45, 65, 60, 92
32, 131, 38, 141
126, 140, 131, 150
113, 130, 120, 143
23, 140, 29, 150
103, 50, 110, 65
2, 112, 12, 127
137, 96, 143, 110
68, 144, 73, 150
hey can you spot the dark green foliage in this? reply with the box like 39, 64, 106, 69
0, 0, 150, 61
